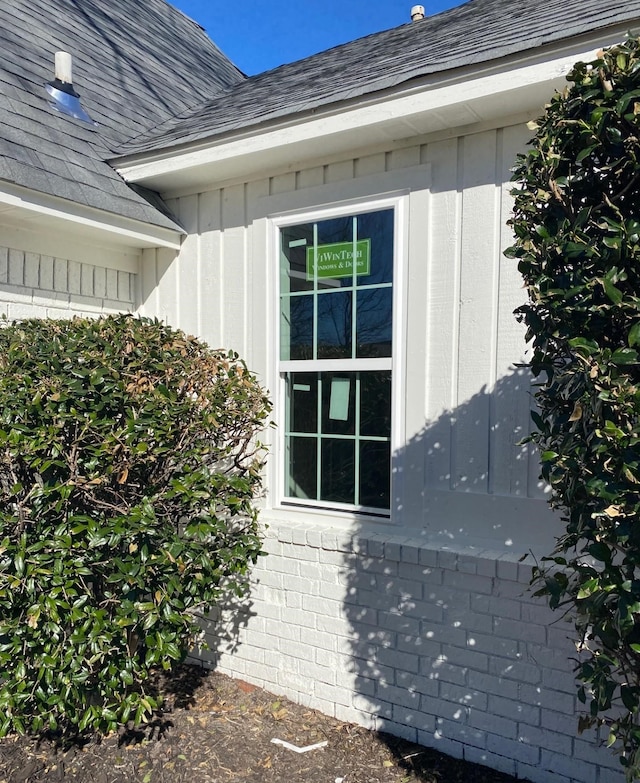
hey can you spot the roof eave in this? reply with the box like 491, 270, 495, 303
0, 182, 183, 251
114, 25, 634, 195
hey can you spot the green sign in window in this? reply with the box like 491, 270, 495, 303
306, 239, 371, 280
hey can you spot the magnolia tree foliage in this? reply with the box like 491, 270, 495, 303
0, 315, 270, 736
506, 37, 640, 777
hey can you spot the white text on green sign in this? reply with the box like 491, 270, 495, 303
306, 239, 371, 280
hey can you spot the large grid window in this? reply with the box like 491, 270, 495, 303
279, 208, 394, 513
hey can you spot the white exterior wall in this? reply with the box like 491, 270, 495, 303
0, 245, 136, 320
141, 121, 556, 552
143, 121, 621, 783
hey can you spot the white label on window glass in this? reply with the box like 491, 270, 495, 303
329, 378, 350, 421
289, 239, 307, 248
293, 383, 311, 391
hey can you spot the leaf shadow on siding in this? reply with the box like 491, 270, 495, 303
340, 366, 557, 777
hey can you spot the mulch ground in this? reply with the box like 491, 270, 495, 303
0, 664, 527, 783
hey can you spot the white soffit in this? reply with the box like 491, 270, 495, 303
0, 183, 182, 250
116, 31, 628, 194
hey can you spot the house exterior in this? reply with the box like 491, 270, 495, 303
2, 1, 640, 781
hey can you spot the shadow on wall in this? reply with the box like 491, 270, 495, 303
190, 573, 257, 671
192, 367, 591, 781
397, 365, 555, 552
341, 367, 570, 779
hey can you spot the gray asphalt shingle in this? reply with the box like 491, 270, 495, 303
116, 0, 640, 158
5, 0, 640, 230
0, 0, 245, 231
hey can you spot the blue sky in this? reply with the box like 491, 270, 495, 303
171, 1, 464, 75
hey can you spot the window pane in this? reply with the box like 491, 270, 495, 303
353, 210, 394, 286
356, 288, 392, 358
287, 436, 317, 500
321, 439, 355, 504
288, 373, 317, 433
316, 215, 353, 245
321, 373, 355, 436
316, 215, 355, 290
359, 441, 390, 509
317, 291, 352, 359
282, 295, 314, 360
281, 225, 314, 293
284, 370, 391, 511
360, 372, 392, 438
280, 208, 394, 363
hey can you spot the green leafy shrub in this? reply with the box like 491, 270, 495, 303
0, 314, 270, 736
506, 37, 640, 778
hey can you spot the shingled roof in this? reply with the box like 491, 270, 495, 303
116, 0, 640, 159
5, 0, 640, 229
0, 0, 244, 231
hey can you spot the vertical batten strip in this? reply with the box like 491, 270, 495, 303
221, 184, 247, 354
218, 188, 226, 347
246, 178, 270, 372
196, 192, 202, 337
455, 130, 501, 495
487, 128, 504, 495
197, 188, 223, 347
492, 123, 535, 498
175, 194, 199, 336
243, 183, 249, 360
422, 137, 461, 494
450, 136, 465, 492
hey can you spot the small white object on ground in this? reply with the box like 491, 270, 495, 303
270, 738, 329, 753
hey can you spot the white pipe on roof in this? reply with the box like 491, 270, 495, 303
54, 51, 73, 84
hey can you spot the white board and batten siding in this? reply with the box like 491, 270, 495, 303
0, 219, 141, 321
140, 121, 557, 555
0, 245, 137, 321
142, 123, 618, 783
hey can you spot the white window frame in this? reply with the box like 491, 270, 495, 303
251, 164, 430, 526
273, 194, 406, 519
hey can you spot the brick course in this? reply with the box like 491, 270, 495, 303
193, 525, 625, 783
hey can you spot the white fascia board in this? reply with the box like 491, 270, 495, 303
0, 182, 182, 250
116, 30, 629, 194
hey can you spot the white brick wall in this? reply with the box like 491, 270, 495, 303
0, 246, 135, 320
201, 523, 625, 783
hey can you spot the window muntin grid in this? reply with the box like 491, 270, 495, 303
280, 210, 393, 362
285, 371, 391, 509
279, 208, 394, 513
